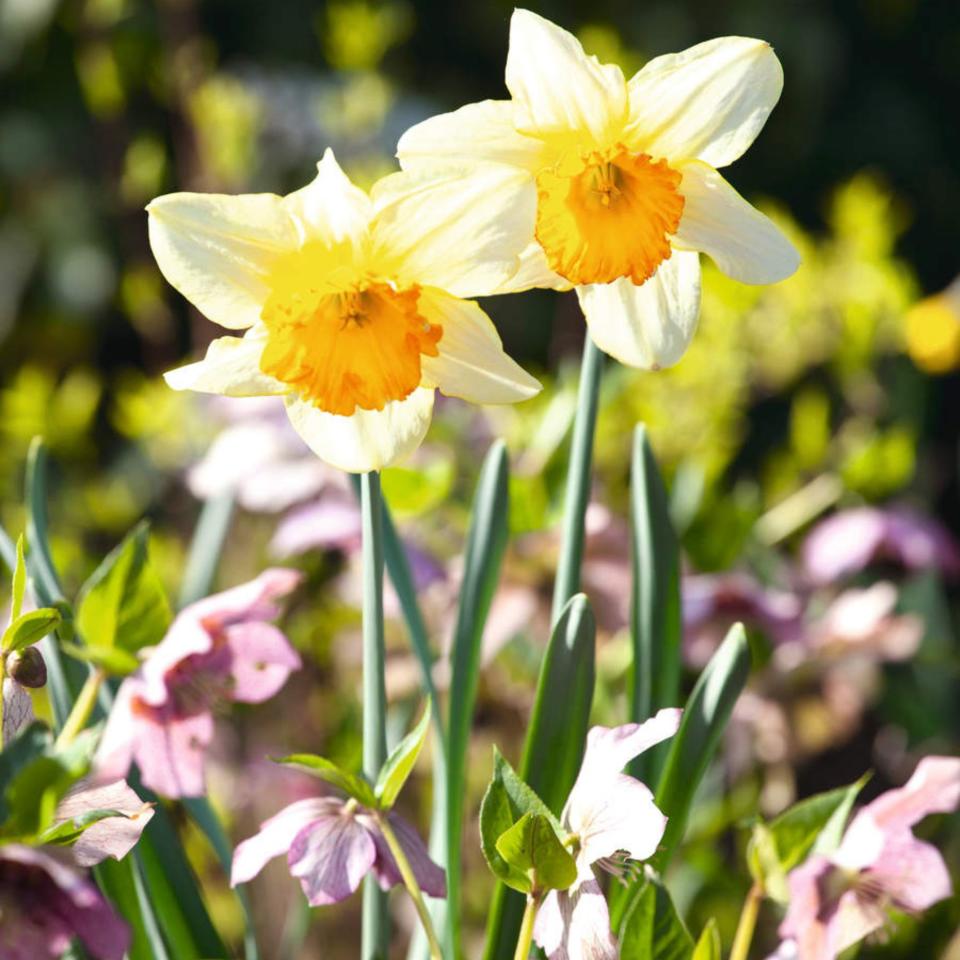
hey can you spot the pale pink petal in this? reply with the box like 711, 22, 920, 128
133, 711, 214, 798
92, 682, 142, 784
2, 678, 34, 746
362, 813, 446, 898
138, 619, 213, 706
184, 567, 304, 630
884, 508, 960, 576
801, 509, 887, 585
287, 815, 376, 906
269, 498, 363, 557
223, 622, 301, 703
575, 709, 683, 785
232, 798, 340, 885
533, 880, 617, 960
868, 831, 952, 913
55, 779, 155, 867
572, 774, 668, 869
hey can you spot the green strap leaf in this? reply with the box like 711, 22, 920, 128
619, 877, 694, 960
483, 593, 596, 960
178, 492, 235, 608
277, 753, 377, 808
494, 812, 577, 894
654, 623, 751, 870
11, 534, 26, 621
76, 521, 172, 657
2, 606, 62, 653
444, 440, 510, 955
376, 699, 432, 810
629, 424, 682, 783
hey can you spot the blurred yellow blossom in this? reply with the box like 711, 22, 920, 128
319, 1, 413, 71
188, 75, 261, 187
903, 278, 960, 373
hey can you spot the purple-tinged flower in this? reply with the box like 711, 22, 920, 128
95, 568, 302, 797
780, 755, 960, 960
269, 493, 362, 558
802, 507, 960, 586
533, 709, 682, 960
683, 572, 803, 668
54, 779, 155, 868
231, 795, 445, 906
0, 845, 129, 960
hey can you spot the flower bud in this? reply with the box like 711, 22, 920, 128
6, 647, 47, 688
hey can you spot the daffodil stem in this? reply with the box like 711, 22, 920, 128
551, 330, 604, 624
730, 882, 763, 960
513, 894, 539, 960
54, 668, 104, 751
376, 813, 443, 960
360, 471, 389, 960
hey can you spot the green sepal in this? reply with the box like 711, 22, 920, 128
275, 754, 376, 808
494, 812, 576, 895
375, 699, 431, 810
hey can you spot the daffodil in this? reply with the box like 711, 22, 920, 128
398, 10, 800, 370
150, 151, 541, 472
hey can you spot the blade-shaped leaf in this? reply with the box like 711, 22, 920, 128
629, 424, 682, 783
619, 877, 694, 960
484, 593, 596, 959
178, 492, 235, 608
494, 812, 576, 893
444, 441, 510, 953
2, 606, 61, 653
376, 700, 432, 810
11, 534, 26, 620
692, 919, 721, 960
76, 522, 172, 655
654, 623, 750, 869
277, 753, 377, 808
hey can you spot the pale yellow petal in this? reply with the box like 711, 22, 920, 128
418, 289, 541, 404
284, 387, 435, 473
370, 163, 536, 299
624, 37, 783, 167
505, 9, 628, 146
491, 241, 571, 294
163, 326, 289, 397
147, 191, 298, 330
576, 251, 701, 369
281, 148, 372, 252
397, 100, 548, 173
673, 160, 800, 284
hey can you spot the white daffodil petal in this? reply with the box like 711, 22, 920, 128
673, 161, 800, 284
282, 148, 372, 250
397, 99, 548, 173
577, 252, 702, 370
505, 9, 628, 145
491, 241, 571, 294
164, 328, 288, 397
418, 289, 541, 404
147, 191, 298, 330
625, 37, 784, 167
284, 388, 435, 474
370, 164, 536, 300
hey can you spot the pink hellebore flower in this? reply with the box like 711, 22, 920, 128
534, 708, 683, 960
780, 755, 960, 960
95, 568, 303, 797
230, 796, 445, 906
0, 845, 129, 960
802, 507, 960, 586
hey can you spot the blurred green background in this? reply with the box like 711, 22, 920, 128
2, 1, 960, 958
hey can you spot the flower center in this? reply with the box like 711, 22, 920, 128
535, 145, 685, 286
259, 252, 442, 416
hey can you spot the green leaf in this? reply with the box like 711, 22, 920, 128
692, 919, 721, 960
479, 749, 563, 894
39, 806, 131, 846
178, 492, 235, 609
11, 534, 26, 621
494, 813, 577, 894
276, 753, 377, 808
376, 699, 432, 810
484, 593, 596, 960
619, 877, 694, 960
444, 441, 511, 954
76, 521, 172, 655
653, 623, 750, 870
629, 424, 682, 784
1, 606, 61, 653
60, 641, 140, 675
749, 776, 868, 903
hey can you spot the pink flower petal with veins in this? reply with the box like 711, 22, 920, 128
224, 622, 302, 703
288, 814, 377, 906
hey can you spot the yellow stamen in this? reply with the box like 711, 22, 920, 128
259, 248, 442, 416
535, 145, 685, 286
